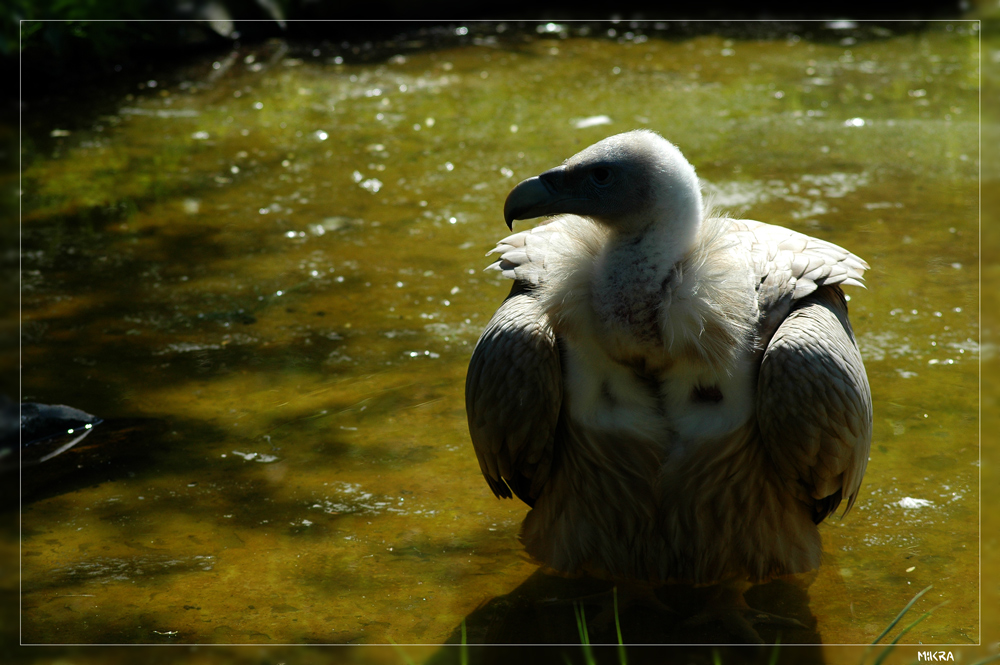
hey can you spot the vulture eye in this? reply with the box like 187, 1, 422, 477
591, 167, 613, 186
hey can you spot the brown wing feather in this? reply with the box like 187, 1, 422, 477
756, 285, 873, 523
465, 282, 562, 506
728, 218, 869, 345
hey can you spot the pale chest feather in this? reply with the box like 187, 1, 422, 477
589, 248, 676, 372
540, 217, 761, 446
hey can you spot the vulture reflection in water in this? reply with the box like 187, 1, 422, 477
465, 130, 872, 642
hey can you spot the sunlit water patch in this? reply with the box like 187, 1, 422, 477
18, 22, 978, 648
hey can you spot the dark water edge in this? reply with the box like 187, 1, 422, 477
13, 16, 959, 101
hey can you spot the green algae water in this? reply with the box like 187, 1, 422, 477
16, 22, 978, 653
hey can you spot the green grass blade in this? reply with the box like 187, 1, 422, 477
613, 586, 627, 665
768, 634, 781, 665
889, 601, 947, 646
388, 638, 417, 665
871, 618, 925, 665
871, 600, 948, 665
870, 585, 933, 645
712, 649, 722, 665
574, 602, 596, 665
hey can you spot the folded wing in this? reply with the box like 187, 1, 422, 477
742, 219, 872, 523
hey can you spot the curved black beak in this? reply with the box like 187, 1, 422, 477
502, 165, 573, 229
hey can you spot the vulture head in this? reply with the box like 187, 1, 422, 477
504, 130, 704, 244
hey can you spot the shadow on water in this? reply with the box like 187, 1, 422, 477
428, 646, 826, 665
423, 570, 824, 661
15, 418, 170, 506
12, 393, 415, 512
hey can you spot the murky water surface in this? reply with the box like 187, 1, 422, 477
18, 22, 979, 651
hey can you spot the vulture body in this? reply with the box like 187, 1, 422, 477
465, 130, 872, 595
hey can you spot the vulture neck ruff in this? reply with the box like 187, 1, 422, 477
537, 212, 757, 376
